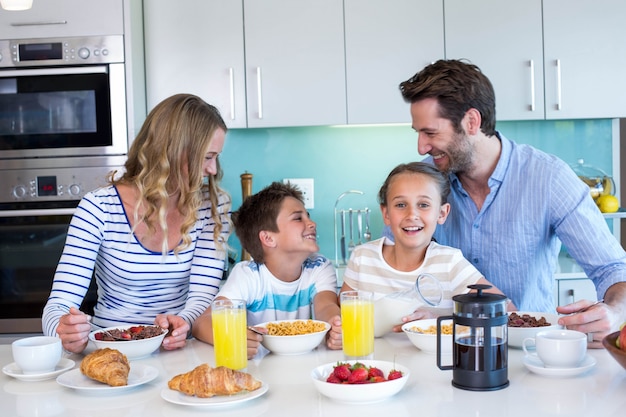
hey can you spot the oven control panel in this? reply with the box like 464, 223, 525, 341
0, 35, 124, 68
0, 166, 123, 203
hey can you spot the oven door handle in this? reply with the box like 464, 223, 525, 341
0, 66, 108, 77
0, 208, 76, 217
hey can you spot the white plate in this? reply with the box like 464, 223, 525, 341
522, 354, 597, 378
56, 363, 158, 394
160, 382, 269, 407
2, 358, 76, 382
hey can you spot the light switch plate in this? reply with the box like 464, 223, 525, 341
283, 178, 314, 209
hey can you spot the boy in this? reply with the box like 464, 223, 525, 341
193, 182, 342, 358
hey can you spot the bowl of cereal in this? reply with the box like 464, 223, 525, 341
255, 319, 330, 355
401, 318, 454, 354
88, 324, 167, 360
507, 311, 561, 348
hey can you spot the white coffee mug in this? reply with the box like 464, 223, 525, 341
522, 329, 587, 368
12, 336, 62, 374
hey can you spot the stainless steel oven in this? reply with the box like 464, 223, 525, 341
0, 35, 127, 161
0, 35, 129, 334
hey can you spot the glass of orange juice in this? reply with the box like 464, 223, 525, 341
212, 299, 247, 370
340, 290, 374, 359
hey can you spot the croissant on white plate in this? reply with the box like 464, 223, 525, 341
80, 348, 130, 387
168, 363, 262, 398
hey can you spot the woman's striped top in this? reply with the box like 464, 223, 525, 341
42, 185, 230, 336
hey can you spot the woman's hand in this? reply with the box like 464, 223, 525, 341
155, 314, 189, 350
56, 307, 90, 353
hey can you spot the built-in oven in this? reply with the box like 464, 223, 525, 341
0, 35, 129, 335
0, 35, 127, 160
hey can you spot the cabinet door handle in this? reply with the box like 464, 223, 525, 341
555, 59, 562, 111
256, 67, 263, 119
568, 288, 575, 304
228, 67, 235, 120
529, 60, 535, 111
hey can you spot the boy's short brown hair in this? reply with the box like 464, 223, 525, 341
232, 181, 304, 264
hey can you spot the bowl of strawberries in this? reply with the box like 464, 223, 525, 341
310, 360, 410, 404
88, 324, 167, 360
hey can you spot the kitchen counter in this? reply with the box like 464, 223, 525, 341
1, 334, 625, 417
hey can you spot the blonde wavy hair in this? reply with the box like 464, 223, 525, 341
109, 94, 230, 255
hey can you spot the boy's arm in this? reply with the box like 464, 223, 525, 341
191, 303, 217, 344
314, 290, 342, 350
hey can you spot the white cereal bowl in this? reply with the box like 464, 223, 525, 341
88, 325, 167, 360
311, 360, 410, 404
257, 320, 330, 355
402, 318, 454, 355
508, 311, 561, 348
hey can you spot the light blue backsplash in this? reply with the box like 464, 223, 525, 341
219, 119, 613, 263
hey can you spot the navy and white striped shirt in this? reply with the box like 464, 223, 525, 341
42, 185, 230, 336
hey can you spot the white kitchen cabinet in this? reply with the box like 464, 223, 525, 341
556, 279, 598, 306
0, 0, 124, 39
542, 0, 626, 119
344, 0, 444, 125
444, 0, 626, 121
143, 0, 247, 128
243, 0, 346, 128
444, 0, 545, 121
144, 0, 345, 128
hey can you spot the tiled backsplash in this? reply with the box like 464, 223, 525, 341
219, 119, 614, 262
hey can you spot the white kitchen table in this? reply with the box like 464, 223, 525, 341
1, 332, 625, 417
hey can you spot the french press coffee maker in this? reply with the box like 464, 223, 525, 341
436, 284, 509, 391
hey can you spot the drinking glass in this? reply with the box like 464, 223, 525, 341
212, 299, 247, 370
341, 290, 374, 359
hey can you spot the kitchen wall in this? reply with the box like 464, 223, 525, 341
218, 119, 614, 263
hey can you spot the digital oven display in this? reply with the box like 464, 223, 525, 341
37, 176, 58, 196
18, 42, 63, 61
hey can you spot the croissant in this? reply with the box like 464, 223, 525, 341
80, 348, 130, 387
168, 364, 262, 398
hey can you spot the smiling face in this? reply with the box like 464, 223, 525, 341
270, 196, 319, 257
410, 98, 475, 175
381, 171, 449, 253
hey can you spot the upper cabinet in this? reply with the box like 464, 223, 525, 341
243, 0, 346, 128
0, 0, 124, 39
144, 0, 345, 129
143, 0, 247, 127
344, 0, 444, 125
542, 0, 626, 119
444, 0, 626, 121
444, 0, 544, 121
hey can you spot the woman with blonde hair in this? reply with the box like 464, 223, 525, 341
43, 94, 231, 354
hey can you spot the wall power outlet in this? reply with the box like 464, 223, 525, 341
283, 178, 314, 209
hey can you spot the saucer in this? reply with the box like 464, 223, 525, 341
2, 358, 76, 382
522, 354, 596, 377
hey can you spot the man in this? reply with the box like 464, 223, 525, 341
397, 59, 626, 347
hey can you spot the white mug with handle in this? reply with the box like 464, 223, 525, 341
522, 329, 587, 368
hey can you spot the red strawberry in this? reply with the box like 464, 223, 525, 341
326, 373, 342, 384
129, 326, 143, 334
351, 362, 367, 370
368, 367, 384, 379
332, 364, 351, 381
370, 375, 386, 383
347, 367, 369, 384
94, 332, 103, 341
387, 369, 403, 380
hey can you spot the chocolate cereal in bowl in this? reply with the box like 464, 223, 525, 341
255, 319, 330, 355
88, 325, 167, 360
507, 311, 561, 348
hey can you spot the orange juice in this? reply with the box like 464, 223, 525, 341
341, 292, 374, 358
212, 300, 247, 370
